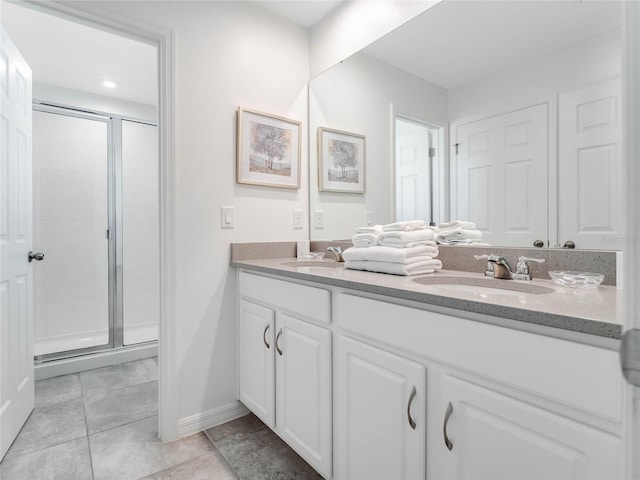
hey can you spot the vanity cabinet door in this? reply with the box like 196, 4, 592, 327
238, 299, 275, 429
335, 335, 426, 480
275, 313, 332, 478
429, 374, 623, 480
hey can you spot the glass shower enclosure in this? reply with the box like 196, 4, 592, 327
32, 105, 159, 361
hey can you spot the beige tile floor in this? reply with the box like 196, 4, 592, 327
0, 358, 322, 480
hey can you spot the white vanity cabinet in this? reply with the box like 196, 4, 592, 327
428, 374, 622, 479
335, 292, 625, 480
334, 335, 426, 480
238, 272, 332, 478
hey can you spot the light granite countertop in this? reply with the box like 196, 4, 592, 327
231, 257, 623, 340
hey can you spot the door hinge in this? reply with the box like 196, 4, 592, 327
105, 228, 111, 240
453, 143, 459, 155
428, 147, 436, 159
621, 329, 640, 387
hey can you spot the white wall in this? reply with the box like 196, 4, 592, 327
76, 0, 310, 433
309, 52, 448, 240
448, 29, 621, 120
309, 0, 440, 78
34, 83, 157, 123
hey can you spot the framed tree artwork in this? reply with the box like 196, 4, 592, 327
237, 107, 301, 189
318, 127, 366, 193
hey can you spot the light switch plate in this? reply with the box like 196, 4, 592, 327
221, 206, 234, 229
314, 210, 324, 229
293, 209, 304, 229
365, 211, 373, 226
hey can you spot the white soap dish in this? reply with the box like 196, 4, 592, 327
548, 271, 604, 289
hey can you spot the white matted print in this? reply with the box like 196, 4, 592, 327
237, 108, 301, 189
318, 127, 366, 193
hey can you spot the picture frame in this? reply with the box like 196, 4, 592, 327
237, 107, 301, 189
318, 127, 366, 193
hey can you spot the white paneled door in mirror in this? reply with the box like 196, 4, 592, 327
452, 103, 548, 247
558, 78, 623, 251
0, 26, 33, 461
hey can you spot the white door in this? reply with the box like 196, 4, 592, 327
396, 118, 431, 223
335, 335, 425, 480
558, 78, 622, 250
275, 313, 332, 478
237, 299, 275, 428
0, 27, 33, 460
430, 374, 623, 479
453, 104, 548, 247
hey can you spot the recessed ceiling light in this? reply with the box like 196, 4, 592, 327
102, 80, 117, 89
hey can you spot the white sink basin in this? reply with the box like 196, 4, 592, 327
412, 276, 554, 296
281, 260, 343, 268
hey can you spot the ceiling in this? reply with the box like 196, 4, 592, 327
1, 2, 158, 106
252, 0, 342, 28
0, 1, 623, 106
363, 0, 623, 90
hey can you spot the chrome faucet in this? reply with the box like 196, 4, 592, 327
475, 254, 545, 280
474, 254, 513, 280
324, 246, 344, 262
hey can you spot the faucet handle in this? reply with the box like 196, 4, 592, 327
514, 256, 546, 279
474, 254, 489, 260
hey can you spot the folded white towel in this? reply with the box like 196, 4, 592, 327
436, 220, 476, 232
382, 220, 426, 232
352, 233, 378, 248
355, 225, 384, 234
378, 229, 435, 247
438, 239, 491, 246
345, 258, 443, 276
343, 245, 438, 263
436, 228, 483, 244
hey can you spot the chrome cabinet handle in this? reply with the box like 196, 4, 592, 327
407, 386, 417, 430
443, 401, 453, 451
263, 324, 270, 349
275, 329, 283, 356
28, 251, 45, 263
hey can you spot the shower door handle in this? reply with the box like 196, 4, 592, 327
28, 251, 45, 263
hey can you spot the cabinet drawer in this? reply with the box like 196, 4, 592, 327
239, 271, 331, 324
336, 293, 623, 422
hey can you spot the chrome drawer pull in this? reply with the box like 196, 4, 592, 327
276, 329, 283, 356
407, 386, 417, 430
444, 401, 453, 451
262, 324, 270, 349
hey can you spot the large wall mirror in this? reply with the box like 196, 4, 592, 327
309, 0, 623, 250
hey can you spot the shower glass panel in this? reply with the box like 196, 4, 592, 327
121, 120, 159, 345
32, 110, 110, 356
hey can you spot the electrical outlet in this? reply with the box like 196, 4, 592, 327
365, 211, 373, 226
221, 206, 234, 228
314, 210, 324, 229
293, 209, 303, 229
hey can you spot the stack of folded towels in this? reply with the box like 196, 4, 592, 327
433, 221, 488, 246
343, 220, 442, 275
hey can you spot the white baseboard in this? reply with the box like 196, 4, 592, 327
177, 401, 250, 438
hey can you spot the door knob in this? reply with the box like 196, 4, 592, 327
28, 251, 45, 263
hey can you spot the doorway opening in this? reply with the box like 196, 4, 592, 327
2, 2, 160, 377
394, 115, 442, 225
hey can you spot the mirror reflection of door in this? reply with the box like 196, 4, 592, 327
395, 116, 438, 225
452, 104, 549, 247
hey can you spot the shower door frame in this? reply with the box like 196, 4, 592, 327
32, 103, 158, 363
